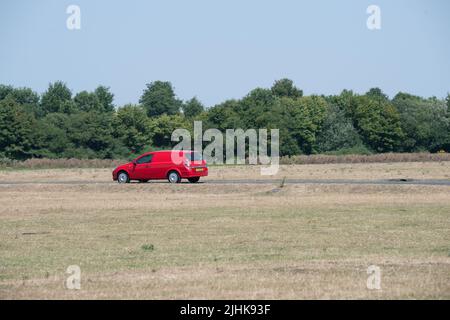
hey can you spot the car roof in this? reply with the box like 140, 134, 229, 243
152, 150, 193, 153
139, 150, 194, 156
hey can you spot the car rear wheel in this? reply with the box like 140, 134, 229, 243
167, 171, 181, 183
188, 177, 200, 183
117, 171, 130, 184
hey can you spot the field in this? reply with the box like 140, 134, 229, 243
0, 162, 449, 299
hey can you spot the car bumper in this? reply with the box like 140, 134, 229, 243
183, 166, 208, 177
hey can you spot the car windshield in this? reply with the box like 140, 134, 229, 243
185, 152, 202, 161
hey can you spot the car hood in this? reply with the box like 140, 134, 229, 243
114, 162, 134, 171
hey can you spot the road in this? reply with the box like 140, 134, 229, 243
0, 179, 449, 186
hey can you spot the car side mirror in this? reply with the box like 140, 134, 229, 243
132, 160, 137, 165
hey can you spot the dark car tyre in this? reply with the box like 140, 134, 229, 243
167, 171, 181, 183
117, 171, 130, 184
188, 177, 200, 183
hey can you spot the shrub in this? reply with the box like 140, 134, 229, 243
141, 244, 154, 251
0, 158, 123, 169
279, 152, 450, 165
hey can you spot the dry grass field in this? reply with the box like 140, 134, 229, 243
0, 162, 449, 299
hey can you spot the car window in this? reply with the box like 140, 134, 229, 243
136, 154, 153, 164
185, 152, 202, 161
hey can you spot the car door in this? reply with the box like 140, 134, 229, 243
144, 152, 167, 179
133, 154, 153, 180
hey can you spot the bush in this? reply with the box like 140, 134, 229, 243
280, 152, 450, 165
0, 158, 124, 169
315, 104, 366, 154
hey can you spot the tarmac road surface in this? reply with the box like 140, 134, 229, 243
0, 179, 449, 186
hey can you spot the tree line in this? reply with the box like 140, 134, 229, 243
0, 79, 449, 160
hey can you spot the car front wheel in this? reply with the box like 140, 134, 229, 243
117, 172, 130, 184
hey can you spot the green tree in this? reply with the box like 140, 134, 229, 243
206, 100, 243, 131
0, 97, 36, 159
65, 111, 117, 158
239, 88, 277, 128
2, 81, 449, 161
0, 86, 41, 117
74, 91, 103, 113
366, 87, 389, 102
276, 96, 327, 155
328, 90, 358, 117
353, 95, 404, 152
315, 104, 367, 154
393, 93, 449, 152
182, 97, 204, 118
331, 91, 404, 152
139, 81, 182, 117
113, 104, 153, 154
446, 93, 450, 112
33, 113, 73, 158
271, 78, 303, 99
40, 81, 72, 114
0, 85, 13, 101
149, 114, 191, 147
95, 86, 115, 112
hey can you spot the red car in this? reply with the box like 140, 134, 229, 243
112, 150, 208, 184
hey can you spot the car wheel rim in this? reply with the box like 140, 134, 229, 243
118, 173, 127, 183
169, 173, 178, 183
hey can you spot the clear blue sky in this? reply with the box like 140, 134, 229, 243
1, 0, 449, 107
